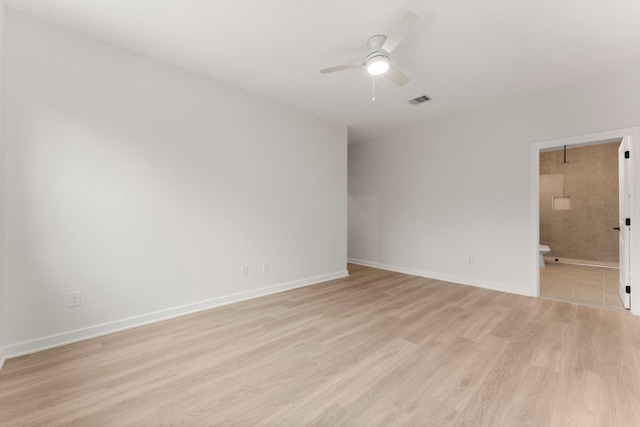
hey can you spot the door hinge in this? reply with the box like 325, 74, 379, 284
625, 150, 630, 159
626, 218, 631, 226
626, 285, 631, 294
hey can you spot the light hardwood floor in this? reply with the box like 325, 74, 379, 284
2, 264, 640, 426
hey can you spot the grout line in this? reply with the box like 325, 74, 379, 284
568, 265, 579, 300
602, 269, 606, 307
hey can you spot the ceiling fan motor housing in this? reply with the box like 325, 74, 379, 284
366, 35, 390, 74
367, 35, 388, 58
367, 34, 387, 50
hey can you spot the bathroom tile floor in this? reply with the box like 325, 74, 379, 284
540, 262, 626, 312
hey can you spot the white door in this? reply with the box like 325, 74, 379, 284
619, 136, 631, 309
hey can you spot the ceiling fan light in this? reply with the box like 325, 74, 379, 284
367, 56, 389, 75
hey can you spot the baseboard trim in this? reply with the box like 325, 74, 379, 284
348, 258, 533, 297
2, 270, 349, 363
543, 256, 619, 269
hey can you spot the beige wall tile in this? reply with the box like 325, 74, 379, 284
539, 141, 620, 262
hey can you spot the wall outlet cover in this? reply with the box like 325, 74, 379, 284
68, 291, 81, 308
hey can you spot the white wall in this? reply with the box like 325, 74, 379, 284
0, 3, 5, 369
348, 67, 640, 296
1, 10, 347, 357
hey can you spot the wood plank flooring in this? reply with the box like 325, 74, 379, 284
1, 263, 640, 426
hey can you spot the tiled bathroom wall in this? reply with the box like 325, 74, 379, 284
539, 141, 620, 263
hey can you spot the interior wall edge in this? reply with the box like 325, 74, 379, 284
0, 1, 5, 369
0, 269, 348, 366
530, 142, 541, 297
347, 258, 534, 297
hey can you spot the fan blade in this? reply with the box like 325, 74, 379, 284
382, 11, 419, 53
387, 65, 410, 86
320, 61, 365, 74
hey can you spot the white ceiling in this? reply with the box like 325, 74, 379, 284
5, 0, 640, 143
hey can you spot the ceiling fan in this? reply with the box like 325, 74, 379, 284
320, 11, 419, 87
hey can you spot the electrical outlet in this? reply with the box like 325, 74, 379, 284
467, 257, 474, 266
337, 252, 343, 261
68, 291, 81, 308
262, 263, 270, 273
240, 266, 248, 277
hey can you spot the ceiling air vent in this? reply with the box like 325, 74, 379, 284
407, 95, 431, 105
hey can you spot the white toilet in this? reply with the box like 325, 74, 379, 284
539, 244, 551, 268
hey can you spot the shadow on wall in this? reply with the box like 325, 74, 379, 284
539, 141, 620, 264
348, 195, 379, 261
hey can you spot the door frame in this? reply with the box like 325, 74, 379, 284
619, 136, 631, 308
531, 127, 640, 316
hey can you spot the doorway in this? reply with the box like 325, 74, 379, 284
538, 141, 623, 310
531, 128, 640, 316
